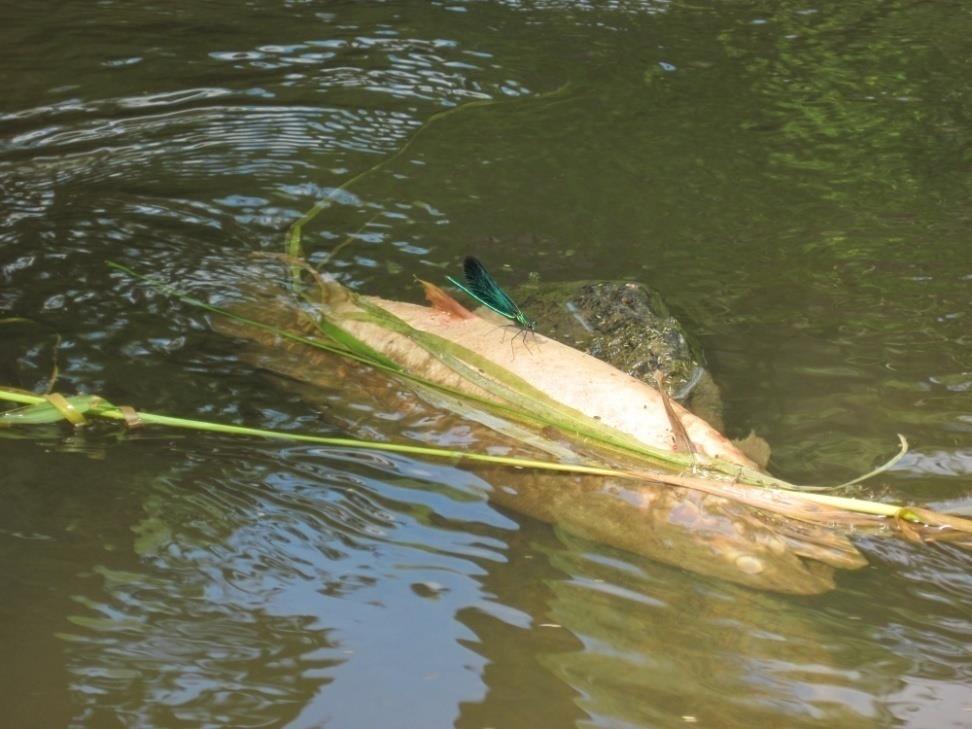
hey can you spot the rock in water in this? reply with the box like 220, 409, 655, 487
513, 279, 726, 429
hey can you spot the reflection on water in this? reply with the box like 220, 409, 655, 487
6, 432, 972, 727
721, 0, 971, 199
3, 0, 972, 726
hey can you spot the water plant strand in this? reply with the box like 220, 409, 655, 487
0, 386, 954, 525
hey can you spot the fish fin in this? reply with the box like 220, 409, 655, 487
655, 371, 696, 455
417, 278, 475, 320
732, 430, 771, 471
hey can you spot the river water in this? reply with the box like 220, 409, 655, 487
2, 1, 972, 727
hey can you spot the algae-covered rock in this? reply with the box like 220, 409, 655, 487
513, 280, 725, 430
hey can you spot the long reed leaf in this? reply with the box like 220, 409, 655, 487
5, 385, 972, 541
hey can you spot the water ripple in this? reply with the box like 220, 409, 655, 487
57, 443, 507, 726
3, 1, 972, 727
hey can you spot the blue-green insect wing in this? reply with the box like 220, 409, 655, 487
446, 274, 515, 321
462, 257, 521, 318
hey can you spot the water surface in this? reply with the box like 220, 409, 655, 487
2, 1, 972, 727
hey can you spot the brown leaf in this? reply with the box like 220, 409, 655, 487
655, 371, 695, 455
417, 278, 474, 320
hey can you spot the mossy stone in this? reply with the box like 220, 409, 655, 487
511, 279, 725, 429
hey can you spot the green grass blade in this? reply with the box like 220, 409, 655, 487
0, 395, 103, 425
5, 386, 968, 532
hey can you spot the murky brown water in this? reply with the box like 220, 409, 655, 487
2, 1, 972, 727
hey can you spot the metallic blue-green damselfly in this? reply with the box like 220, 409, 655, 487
446, 257, 536, 335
